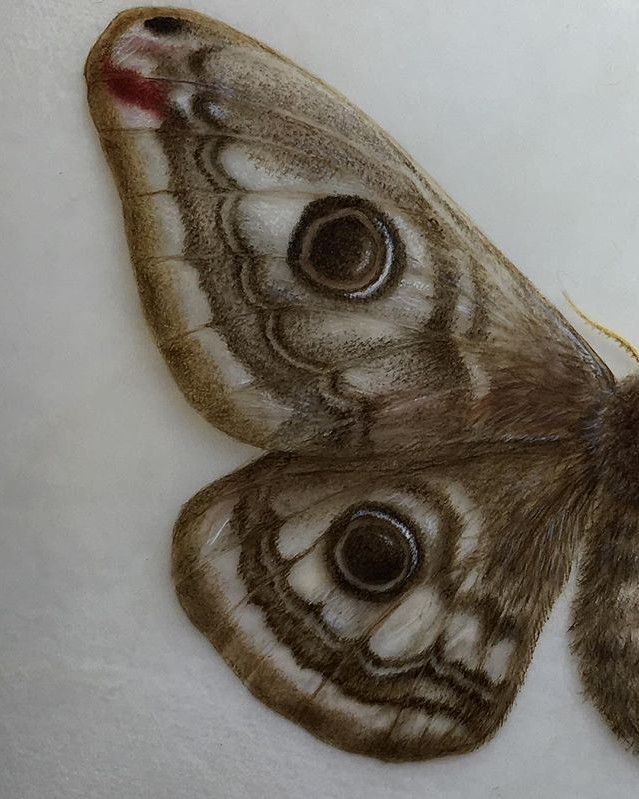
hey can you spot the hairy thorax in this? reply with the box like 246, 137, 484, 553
589, 374, 639, 505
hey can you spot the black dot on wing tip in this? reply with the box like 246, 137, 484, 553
143, 16, 187, 35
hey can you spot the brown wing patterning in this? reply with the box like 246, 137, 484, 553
173, 447, 591, 760
86, 7, 611, 455
86, 6, 639, 761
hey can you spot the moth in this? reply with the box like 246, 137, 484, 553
86, 8, 639, 761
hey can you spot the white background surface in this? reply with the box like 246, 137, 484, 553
4, 1, 639, 797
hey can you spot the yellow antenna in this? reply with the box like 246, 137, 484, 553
563, 291, 639, 366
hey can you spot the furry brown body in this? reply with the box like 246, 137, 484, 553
86, 7, 639, 760
590, 376, 639, 504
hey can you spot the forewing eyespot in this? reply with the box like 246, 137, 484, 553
288, 195, 406, 299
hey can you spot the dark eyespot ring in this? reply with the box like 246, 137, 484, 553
144, 17, 187, 36
327, 504, 421, 600
287, 196, 405, 300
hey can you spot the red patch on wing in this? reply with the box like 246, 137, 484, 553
102, 59, 168, 117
